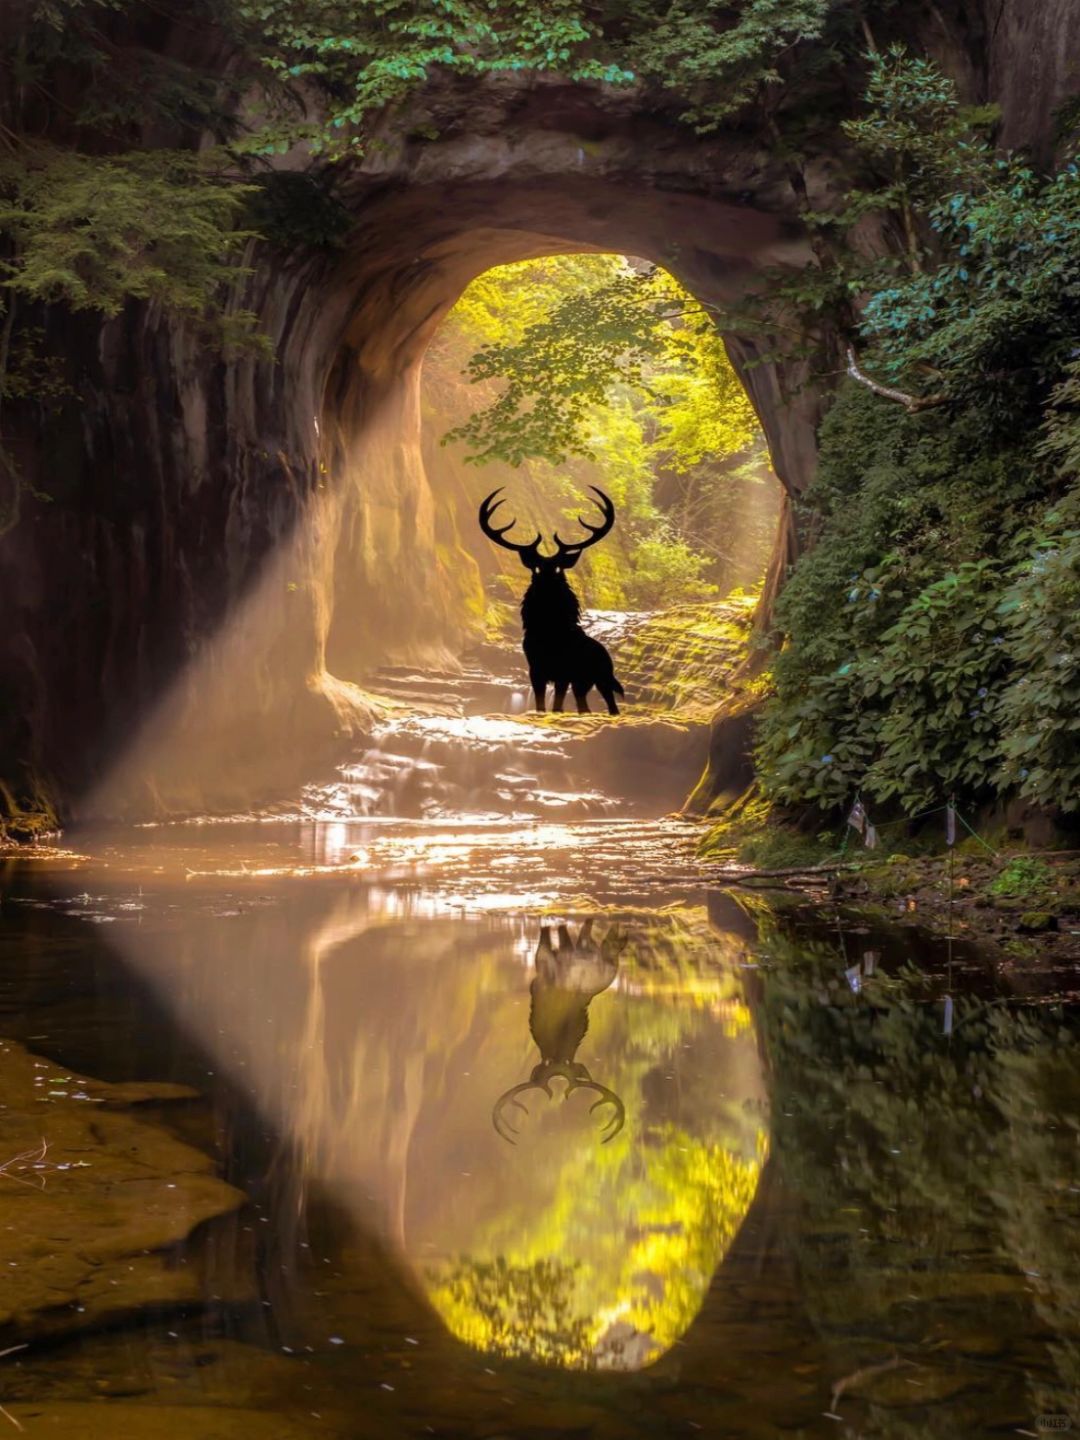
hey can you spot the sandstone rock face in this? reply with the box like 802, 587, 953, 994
0, 3, 1073, 824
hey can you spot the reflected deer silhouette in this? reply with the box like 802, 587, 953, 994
493, 920, 627, 1145
479, 487, 625, 715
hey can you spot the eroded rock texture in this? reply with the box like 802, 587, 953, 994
0, 1, 1076, 826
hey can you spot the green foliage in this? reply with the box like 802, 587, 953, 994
445, 263, 757, 469
758, 50, 1080, 819
758, 382, 1080, 815
241, 170, 351, 252
735, 824, 833, 869
8, 0, 240, 144
840, 44, 998, 213
0, 326, 69, 402
862, 157, 1080, 421
234, 0, 626, 154
615, 0, 832, 133
611, 529, 715, 609
987, 857, 1054, 902
0, 147, 259, 342
995, 493, 1080, 808
431, 255, 776, 611
234, 0, 834, 153
444, 267, 669, 468
1054, 93, 1080, 148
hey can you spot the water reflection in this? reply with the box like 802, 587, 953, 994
76, 880, 766, 1373
752, 921, 1080, 1434
2, 837, 1076, 1435
425, 915, 768, 1370
491, 921, 627, 1145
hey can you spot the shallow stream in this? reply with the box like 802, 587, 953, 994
0, 652, 1076, 1438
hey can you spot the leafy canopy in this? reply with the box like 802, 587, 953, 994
430, 254, 774, 610
0, 147, 259, 342
233, 0, 834, 152
444, 262, 757, 471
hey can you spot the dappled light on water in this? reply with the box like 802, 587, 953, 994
40, 815, 711, 912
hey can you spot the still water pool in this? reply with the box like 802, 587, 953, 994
0, 817, 1076, 1438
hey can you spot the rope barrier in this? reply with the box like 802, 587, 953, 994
956, 809, 999, 856
843, 790, 999, 856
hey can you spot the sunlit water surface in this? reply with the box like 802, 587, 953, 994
0, 809, 1077, 1438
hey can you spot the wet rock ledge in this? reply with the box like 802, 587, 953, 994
0, 1040, 246, 1346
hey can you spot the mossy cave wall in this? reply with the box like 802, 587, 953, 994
1, 2, 1077, 828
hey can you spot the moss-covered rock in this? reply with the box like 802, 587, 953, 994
697, 789, 837, 868
860, 859, 923, 900
614, 598, 755, 723
1018, 910, 1057, 933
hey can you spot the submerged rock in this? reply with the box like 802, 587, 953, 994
0, 1040, 246, 1344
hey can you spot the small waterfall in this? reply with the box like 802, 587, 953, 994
301, 712, 620, 821
296, 609, 718, 823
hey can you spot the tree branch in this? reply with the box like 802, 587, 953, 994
845, 346, 948, 412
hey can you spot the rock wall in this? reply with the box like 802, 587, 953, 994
0, 1, 1075, 828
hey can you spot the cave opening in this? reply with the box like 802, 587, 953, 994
305, 248, 786, 827
87, 209, 798, 826
418, 252, 782, 663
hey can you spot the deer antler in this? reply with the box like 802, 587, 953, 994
478, 489, 542, 556
492, 1061, 625, 1145
492, 1077, 551, 1144
553, 487, 615, 557
571, 1077, 626, 1142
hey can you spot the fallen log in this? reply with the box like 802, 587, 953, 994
709, 863, 854, 884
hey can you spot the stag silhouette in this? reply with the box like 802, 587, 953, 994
493, 920, 627, 1145
479, 487, 625, 715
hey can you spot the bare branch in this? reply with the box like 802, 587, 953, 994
846, 346, 948, 412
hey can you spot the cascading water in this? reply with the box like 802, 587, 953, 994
297, 613, 688, 822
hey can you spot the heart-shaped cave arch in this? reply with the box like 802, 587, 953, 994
310, 175, 816, 686
80, 171, 819, 820
75, 168, 819, 822
5, 4, 1077, 831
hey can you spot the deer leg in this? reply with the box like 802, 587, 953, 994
572, 684, 591, 714
552, 682, 569, 712
598, 685, 620, 716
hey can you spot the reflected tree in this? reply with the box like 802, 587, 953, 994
434, 1256, 594, 1367
750, 917, 1080, 1432
426, 914, 767, 1370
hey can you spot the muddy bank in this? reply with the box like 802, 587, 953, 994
834, 850, 1080, 969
